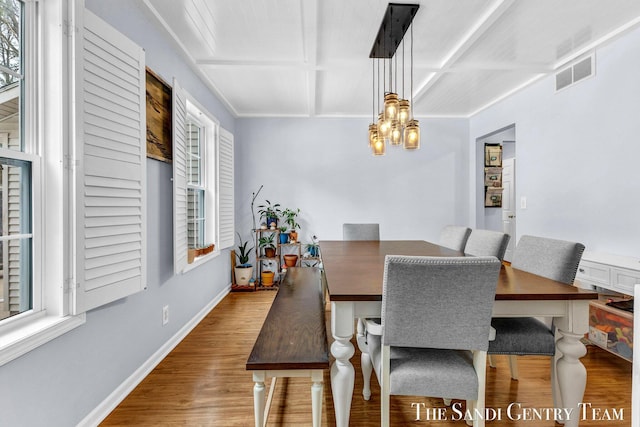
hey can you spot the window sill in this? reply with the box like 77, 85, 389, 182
0, 311, 86, 367
183, 249, 221, 273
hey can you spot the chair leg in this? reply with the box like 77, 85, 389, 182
356, 318, 373, 400
473, 351, 487, 427
487, 354, 495, 368
508, 355, 519, 380
381, 346, 391, 427
361, 352, 373, 400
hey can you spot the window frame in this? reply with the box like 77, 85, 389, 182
0, 0, 148, 366
181, 97, 219, 271
0, 0, 88, 367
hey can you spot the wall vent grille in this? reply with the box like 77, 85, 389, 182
556, 54, 594, 92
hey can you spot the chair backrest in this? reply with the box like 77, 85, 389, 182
511, 235, 585, 285
343, 223, 380, 241
439, 225, 472, 251
464, 229, 510, 261
381, 256, 501, 352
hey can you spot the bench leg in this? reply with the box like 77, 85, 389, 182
311, 370, 323, 427
252, 372, 266, 427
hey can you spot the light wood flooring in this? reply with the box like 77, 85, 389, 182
102, 291, 632, 426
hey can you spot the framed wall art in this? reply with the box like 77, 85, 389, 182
145, 67, 173, 163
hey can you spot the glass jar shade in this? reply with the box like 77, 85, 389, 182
377, 113, 391, 138
372, 136, 386, 156
383, 92, 399, 122
368, 123, 378, 147
403, 119, 420, 150
398, 99, 411, 126
389, 121, 402, 145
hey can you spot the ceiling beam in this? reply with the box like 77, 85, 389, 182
413, 0, 515, 105
301, 0, 318, 116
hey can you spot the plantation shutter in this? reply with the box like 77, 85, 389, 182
217, 127, 234, 249
74, 11, 146, 313
172, 79, 188, 274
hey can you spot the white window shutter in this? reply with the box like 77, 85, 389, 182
74, 11, 146, 313
217, 127, 234, 249
172, 79, 188, 274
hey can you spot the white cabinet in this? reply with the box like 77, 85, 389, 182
576, 252, 640, 296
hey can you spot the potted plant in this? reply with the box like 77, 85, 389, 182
282, 208, 300, 242
306, 235, 320, 257
283, 254, 298, 267
306, 242, 320, 258
234, 233, 254, 286
278, 225, 289, 244
257, 200, 281, 229
259, 233, 277, 258
261, 269, 275, 286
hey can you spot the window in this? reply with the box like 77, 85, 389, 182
0, 0, 33, 322
0, 2, 146, 366
186, 119, 206, 249
172, 81, 234, 274
183, 101, 217, 259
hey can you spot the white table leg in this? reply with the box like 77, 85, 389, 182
311, 370, 324, 427
356, 318, 373, 400
555, 329, 587, 427
331, 301, 355, 427
252, 372, 266, 427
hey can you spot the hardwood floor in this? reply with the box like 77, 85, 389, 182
102, 291, 632, 426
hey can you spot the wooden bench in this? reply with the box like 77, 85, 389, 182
246, 267, 329, 427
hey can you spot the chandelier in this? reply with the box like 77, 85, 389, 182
368, 3, 420, 155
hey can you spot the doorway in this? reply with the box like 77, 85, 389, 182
476, 124, 516, 261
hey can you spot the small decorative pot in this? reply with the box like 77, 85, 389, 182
279, 233, 289, 244
309, 246, 319, 257
283, 254, 298, 267
289, 231, 298, 242
234, 265, 253, 286
261, 270, 275, 286
264, 247, 276, 258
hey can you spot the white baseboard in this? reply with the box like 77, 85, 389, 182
78, 285, 231, 427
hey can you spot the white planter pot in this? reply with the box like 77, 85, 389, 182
235, 266, 253, 286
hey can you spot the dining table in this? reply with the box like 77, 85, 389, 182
320, 240, 599, 427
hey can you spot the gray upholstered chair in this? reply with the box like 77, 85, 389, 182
343, 223, 380, 241
464, 229, 510, 261
343, 223, 381, 399
439, 225, 472, 251
364, 255, 501, 427
488, 235, 585, 379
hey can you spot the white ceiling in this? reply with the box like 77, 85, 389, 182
142, 0, 640, 118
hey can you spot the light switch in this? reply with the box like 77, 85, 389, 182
520, 196, 527, 209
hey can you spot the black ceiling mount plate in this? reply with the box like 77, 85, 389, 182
369, 3, 420, 59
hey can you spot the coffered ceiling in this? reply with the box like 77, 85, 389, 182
142, 0, 640, 118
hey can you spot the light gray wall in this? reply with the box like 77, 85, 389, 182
0, 2, 235, 426
234, 117, 470, 249
3, 1, 639, 425
469, 25, 640, 256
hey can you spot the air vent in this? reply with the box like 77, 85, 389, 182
555, 54, 594, 92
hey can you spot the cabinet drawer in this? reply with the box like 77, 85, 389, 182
576, 261, 610, 286
610, 267, 640, 295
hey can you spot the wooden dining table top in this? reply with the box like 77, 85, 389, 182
320, 240, 599, 302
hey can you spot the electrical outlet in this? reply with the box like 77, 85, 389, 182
162, 305, 169, 325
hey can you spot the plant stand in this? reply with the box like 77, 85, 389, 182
255, 229, 281, 290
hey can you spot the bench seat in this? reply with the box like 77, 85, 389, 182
246, 267, 329, 427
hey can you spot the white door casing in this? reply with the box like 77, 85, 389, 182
502, 158, 516, 262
